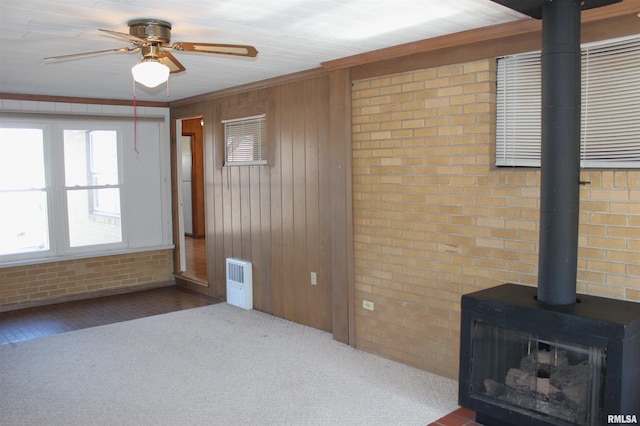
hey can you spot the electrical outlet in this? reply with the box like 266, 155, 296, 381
362, 300, 375, 311
310, 272, 317, 285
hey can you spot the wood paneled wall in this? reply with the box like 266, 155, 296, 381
172, 72, 352, 337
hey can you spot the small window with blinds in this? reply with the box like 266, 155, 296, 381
496, 35, 640, 168
223, 114, 267, 166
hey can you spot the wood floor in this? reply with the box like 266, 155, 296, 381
0, 286, 220, 346
181, 235, 207, 283
0, 236, 210, 347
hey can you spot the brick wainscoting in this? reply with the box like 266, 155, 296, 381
0, 249, 174, 310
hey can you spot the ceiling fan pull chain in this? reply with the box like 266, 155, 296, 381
132, 78, 139, 154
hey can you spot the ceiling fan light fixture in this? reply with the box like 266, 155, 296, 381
131, 59, 170, 88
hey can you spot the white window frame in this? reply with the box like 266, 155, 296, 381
0, 123, 54, 259
62, 125, 125, 253
496, 35, 640, 168
223, 114, 267, 166
0, 108, 173, 268
0, 118, 128, 263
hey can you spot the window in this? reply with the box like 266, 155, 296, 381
223, 114, 267, 166
496, 35, 640, 168
0, 120, 126, 261
0, 122, 123, 262
63, 129, 122, 248
0, 127, 49, 255
0, 104, 171, 266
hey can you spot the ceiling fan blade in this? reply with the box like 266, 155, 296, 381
45, 46, 137, 60
171, 42, 258, 57
158, 51, 186, 74
98, 28, 146, 45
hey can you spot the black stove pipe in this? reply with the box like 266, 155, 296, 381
490, 0, 621, 305
537, 0, 581, 306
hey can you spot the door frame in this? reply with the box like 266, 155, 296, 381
173, 115, 207, 286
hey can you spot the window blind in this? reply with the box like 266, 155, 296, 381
223, 114, 267, 166
496, 35, 640, 168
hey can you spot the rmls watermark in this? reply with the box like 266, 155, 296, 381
608, 415, 638, 424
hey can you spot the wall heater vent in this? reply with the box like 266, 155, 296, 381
225, 258, 253, 310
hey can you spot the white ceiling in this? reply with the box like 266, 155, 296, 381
0, 0, 527, 103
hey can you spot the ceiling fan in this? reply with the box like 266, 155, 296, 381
45, 19, 258, 88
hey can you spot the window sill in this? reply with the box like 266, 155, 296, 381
0, 245, 175, 270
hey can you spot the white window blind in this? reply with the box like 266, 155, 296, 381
223, 114, 267, 166
496, 35, 640, 168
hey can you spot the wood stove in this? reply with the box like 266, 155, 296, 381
458, 0, 640, 424
459, 284, 640, 425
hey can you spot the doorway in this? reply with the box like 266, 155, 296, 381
176, 117, 207, 285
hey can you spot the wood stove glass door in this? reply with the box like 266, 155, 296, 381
470, 321, 606, 425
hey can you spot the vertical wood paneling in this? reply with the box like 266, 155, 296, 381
210, 100, 226, 297
303, 78, 322, 329
292, 81, 308, 325
249, 165, 262, 309
171, 73, 340, 333
329, 69, 354, 343
279, 83, 296, 321
269, 86, 285, 318
228, 165, 240, 260
258, 164, 272, 312
315, 76, 334, 332
239, 165, 251, 258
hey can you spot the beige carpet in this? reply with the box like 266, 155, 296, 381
0, 303, 458, 425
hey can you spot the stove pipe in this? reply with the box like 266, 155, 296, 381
536, 0, 581, 306
490, 0, 621, 305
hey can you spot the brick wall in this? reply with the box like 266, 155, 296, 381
351, 59, 640, 380
0, 250, 174, 310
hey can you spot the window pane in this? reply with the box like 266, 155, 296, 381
64, 128, 122, 249
0, 127, 49, 255
67, 189, 122, 247
64, 130, 119, 186
0, 128, 45, 190
0, 191, 49, 255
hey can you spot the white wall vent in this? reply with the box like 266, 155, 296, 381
225, 258, 253, 309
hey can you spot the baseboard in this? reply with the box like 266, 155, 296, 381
175, 274, 216, 298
